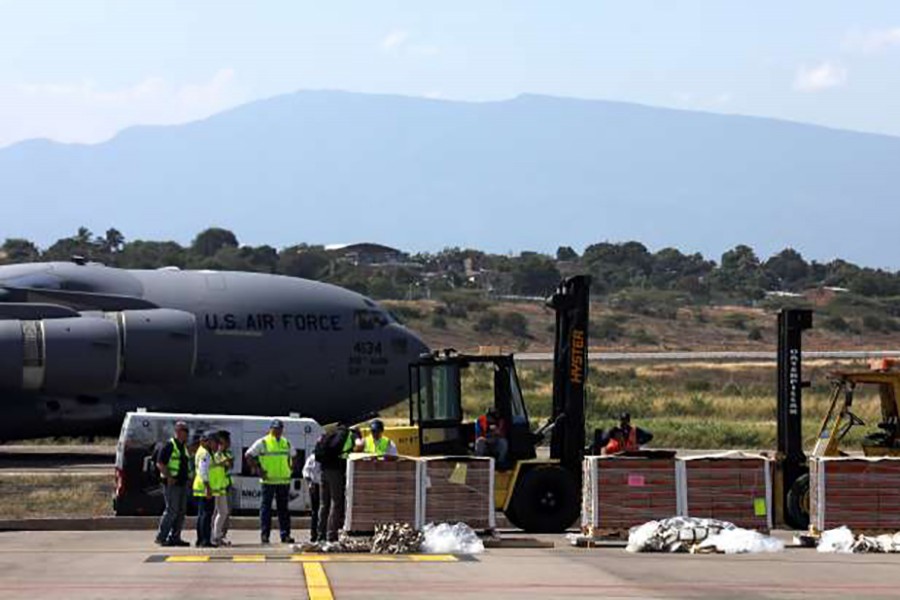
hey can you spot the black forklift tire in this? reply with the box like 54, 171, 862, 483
786, 473, 810, 531
506, 466, 580, 533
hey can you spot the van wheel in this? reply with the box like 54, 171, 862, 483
507, 467, 579, 533
786, 474, 810, 530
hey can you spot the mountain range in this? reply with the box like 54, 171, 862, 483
1, 91, 898, 267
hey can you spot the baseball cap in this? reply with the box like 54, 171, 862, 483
270, 419, 284, 429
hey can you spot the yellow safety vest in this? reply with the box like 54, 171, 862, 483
219, 449, 234, 488
166, 438, 184, 478
364, 436, 392, 456
258, 434, 292, 485
192, 446, 212, 497
209, 451, 228, 496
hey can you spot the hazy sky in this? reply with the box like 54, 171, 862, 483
1, 0, 899, 148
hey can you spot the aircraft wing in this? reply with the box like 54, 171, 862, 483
0, 303, 81, 320
0, 285, 158, 312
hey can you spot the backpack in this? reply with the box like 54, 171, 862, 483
315, 427, 350, 467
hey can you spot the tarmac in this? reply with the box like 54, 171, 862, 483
3, 529, 900, 599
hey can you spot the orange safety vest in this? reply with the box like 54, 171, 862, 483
623, 426, 639, 451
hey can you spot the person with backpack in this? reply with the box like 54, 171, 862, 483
315, 424, 362, 543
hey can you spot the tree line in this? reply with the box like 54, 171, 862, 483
3, 227, 900, 304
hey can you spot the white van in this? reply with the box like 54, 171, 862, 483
113, 411, 323, 516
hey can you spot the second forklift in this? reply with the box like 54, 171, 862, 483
397, 275, 591, 533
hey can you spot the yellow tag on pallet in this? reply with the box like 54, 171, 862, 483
753, 497, 767, 517
448, 463, 468, 485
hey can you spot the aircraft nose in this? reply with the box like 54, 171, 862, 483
391, 323, 429, 361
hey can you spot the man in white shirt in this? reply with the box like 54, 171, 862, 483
302, 448, 322, 542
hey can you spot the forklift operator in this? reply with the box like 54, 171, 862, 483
475, 408, 509, 466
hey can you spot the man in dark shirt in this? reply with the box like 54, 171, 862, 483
155, 421, 191, 546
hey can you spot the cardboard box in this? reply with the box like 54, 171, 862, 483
344, 455, 421, 533
677, 452, 772, 531
421, 456, 495, 531
582, 455, 678, 534
810, 456, 900, 533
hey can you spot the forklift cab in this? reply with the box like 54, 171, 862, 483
408, 350, 538, 465
813, 368, 900, 458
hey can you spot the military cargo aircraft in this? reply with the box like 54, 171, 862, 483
0, 260, 428, 440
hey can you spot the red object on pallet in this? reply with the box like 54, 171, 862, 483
582, 454, 678, 534
811, 457, 900, 533
678, 453, 772, 531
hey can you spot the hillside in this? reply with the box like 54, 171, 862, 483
384, 299, 900, 354
2, 91, 900, 266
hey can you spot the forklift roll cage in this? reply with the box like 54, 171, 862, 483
407, 351, 538, 463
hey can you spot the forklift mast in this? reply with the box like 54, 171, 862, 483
777, 308, 813, 506
547, 275, 591, 473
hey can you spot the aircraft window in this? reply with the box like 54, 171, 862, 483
354, 309, 389, 330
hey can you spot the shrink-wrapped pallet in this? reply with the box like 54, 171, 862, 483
676, 452, 772, 531
810, 456, 900, 533
421, 456, 495, 531
582, 454, 678, 536
344, 454, 422, 533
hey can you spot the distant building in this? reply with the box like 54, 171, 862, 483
325, 243, 406, 267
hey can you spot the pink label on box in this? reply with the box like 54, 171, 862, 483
627, 474, 645, 487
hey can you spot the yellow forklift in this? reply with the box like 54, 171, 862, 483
391, 275, 591, 533
775, 310, 900, 529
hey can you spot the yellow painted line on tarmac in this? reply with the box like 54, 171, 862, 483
303, 562, 334, 600
231, 554, 267, 563
165, 555, 210, 563
157, 553, 461, 563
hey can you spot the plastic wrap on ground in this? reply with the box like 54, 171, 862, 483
817, 527, 900, 553
421, 522, 485, 554
695, 527, 784, 554
625, 517, 736, 553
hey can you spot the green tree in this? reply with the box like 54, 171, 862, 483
100, 228, 125, 254
510, 252, 561, 295
278, 245, 331, 279
1, 238, 40, 263
191, 227, 238, 258
117, 240, 187, 268
711, 244, 765, 300
556, 246, 578, 261
764, 248, 810, 290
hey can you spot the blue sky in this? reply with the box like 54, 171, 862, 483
1, 0, 898, 148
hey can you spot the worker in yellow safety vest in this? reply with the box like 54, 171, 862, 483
211, 430, 234, 546
192, 431, 218, 547
154, 421, 190, 547
244, 419, 297, 544
364, 419, 398, 457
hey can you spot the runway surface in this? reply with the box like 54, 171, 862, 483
2, 530, 900, 599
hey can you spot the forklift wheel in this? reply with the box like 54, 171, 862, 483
786, 473, 810, 530
506, 466, 580, 533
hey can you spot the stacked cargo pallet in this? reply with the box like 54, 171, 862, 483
677, 452, 772, 531
343, 455, 421, 533
810, 456, 900, 533
582, 455, 678, 537
421, 456, 495, 531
